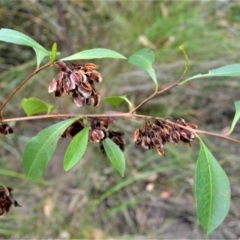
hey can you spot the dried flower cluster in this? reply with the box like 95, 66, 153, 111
0, 123, 13, 135
49, 61, 102, 107
0, 186, 21, 217
61, 118, 125, 153
134, 118, 197, 156
89, 119, 125, 153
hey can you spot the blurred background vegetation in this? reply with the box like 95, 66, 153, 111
1, 0, 240, 239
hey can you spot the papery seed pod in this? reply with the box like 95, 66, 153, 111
144, 120, 152, 131
176, 118, 186, 126
63, 78, 76, 94
93, 93, 100, 107
3, 124, 13, 135
71, 92, 85, 107
89, 129, 105, 142
111, 136, 125, 151
180, 130, 191, 143
55, 79, 64, 97
77, 82, 93, 98
152, 137, 163, 149
86, 98, 92, 106
61, 120, 84, 138
71, 62, 84, 70
88, 71, 102, 83
171, 130, 181, 144
98, 119, 113, 131
54, 61, 69, 72
134, 129, 142, 146
48, 78, 58, 93
141, 136, 153, 150
0, 124, 14, 135
70, 71, 87, 85
157, 148, 165, 156
0, 186, 21, 217
82, 63, 99, 72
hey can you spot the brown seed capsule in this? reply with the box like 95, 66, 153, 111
55, 79, 64, 97
88, 71, 102, 83
77, 81, 93, 98
71, 92, 85, 107
63, 78, 76, 94
48, 78, 58, 93
134, 129, 142, 146
82, 63, 99, 72
0, 124, 14, 135
89, 129, 105, 142
54, 61, 69, 72
93, 93, 100, 107
0, 186, 21, 217
157, 148, 165, 156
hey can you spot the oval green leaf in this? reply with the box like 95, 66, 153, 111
104, 95, 133, 110
23, 117, 79, 179
22, 97, 58, 116
228, 100, 240, 135
50, 43, 57, 63
128, 48, 158, 88
195, 137, 230, 235
181, 64, 240, 84
60, 48, 126, 61
103, 138, 126, 177
63, 126, 89, 171
0, 28, 50, 67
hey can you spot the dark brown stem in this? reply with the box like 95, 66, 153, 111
0, 62, 52, 117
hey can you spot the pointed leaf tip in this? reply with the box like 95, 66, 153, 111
23, 117, 79, 179
21, 97, 57, 116
103, 138, 125, 177
195, 137, 230, 235
104, 95, 133, 110
128, 48, 158, 88
0, 28, 50, 67
63, 126, 89, 171
182, 64, 240, 84
228, 100, 240, 135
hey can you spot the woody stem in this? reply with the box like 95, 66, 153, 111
0, 62, 52, 118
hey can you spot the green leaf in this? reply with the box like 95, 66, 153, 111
103, 138, 126, 177
60, 48, 126, 61
228, 100, 240, 135
21, 97, 58, 116
195, 137, 230, 235
104, 95, 133, 110
63, 126, 89, 171
181, 64, 240, 84
23, 117, 79, 179
50, 43, 57, 63
0, 28, 50, 67
128, 48, 158, 88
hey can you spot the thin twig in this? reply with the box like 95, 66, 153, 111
0, 62, 52, 117
3, 111, 240, 145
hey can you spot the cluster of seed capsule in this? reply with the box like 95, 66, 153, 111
49, 61, 102, 107
134, 118, 197, 156
0, 186, 21, 217
0, 123, 13, 135
61, 118, 125, 153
